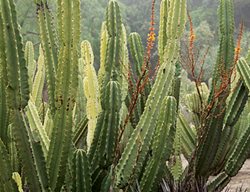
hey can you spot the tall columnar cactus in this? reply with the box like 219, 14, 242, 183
158, 0, 169, 64
210, 0, 234, 92
0, 14, 8, 146
36, 0, 58, 114
30, 45, 46, 108
120, 24, 129, 104
81, 40, 101, 151
25, 41, 36, 89
74, 57, 87, 128
88, 0, 123, 172
0, 0, 29, 109
127, 32, 147, 127
115, 0, 187, 187
0, 1, 49, 191
98, 22, 108, 86
195, 0, 235, 177
46, 0, 80, 190
128, 32, 144, 77
1, 0, 250, 191
173, 1, 250, 190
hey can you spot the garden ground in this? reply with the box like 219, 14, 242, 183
224, 159, 250, 191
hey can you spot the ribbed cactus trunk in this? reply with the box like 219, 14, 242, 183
195, 0, 235, 177
71, 149, 92, 192
46, 0, 80, 190
88, 0, 124, 173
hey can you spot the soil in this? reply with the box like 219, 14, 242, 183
223, 159, 250, 191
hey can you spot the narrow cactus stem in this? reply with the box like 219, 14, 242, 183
128, 32, 144, 76
81, 40, 101, 151
0, 13, 9, 145
31, 46, 45, 108
71, 149, 92, 192
0, 0, 29, 109
158, 0, 169, 64
25, 41, 36, 90
47, 0, 80, 190
209, 0, 235, 102
140, 96, 177, 192
206, 172, 230, 192
36, 0, 58, 114
26, 99, 50, 156
98, 22, 108, 87
120, 24, 129, 103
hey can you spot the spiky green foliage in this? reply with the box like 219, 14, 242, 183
115, 0, 187, 187
1, 0, 250, 192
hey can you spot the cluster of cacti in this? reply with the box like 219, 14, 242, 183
0, 0, 250, 192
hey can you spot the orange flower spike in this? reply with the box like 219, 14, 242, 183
234, 21, 244, 63
235, 47, 241, 56
190, 33, 196, 42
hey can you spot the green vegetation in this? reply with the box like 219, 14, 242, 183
1, 0, 250, 192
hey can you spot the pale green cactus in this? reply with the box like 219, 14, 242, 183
25, 41, 36, 90
81, 40, 101, 151
30, 45, 45, 108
